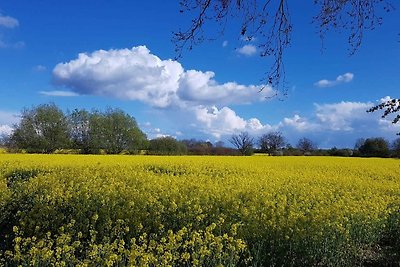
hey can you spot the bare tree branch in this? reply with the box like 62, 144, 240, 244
174, 0, 393, 95
313, 0, 394, 55
229, 131, 254, 155
367, 98, 400, 134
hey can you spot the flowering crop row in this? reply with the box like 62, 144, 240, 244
0, 154, 399, 266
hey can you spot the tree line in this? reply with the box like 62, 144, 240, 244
1, 104, 399, 157
230, 131, 400, 158
0, 104, 237, 155
1, 104, 147, 154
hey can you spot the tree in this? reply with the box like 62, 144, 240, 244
229, 132, 254, 155
148, 137, 187, 155
87, 108, 147, 154
69, 108, 147, 154
8, 104, 148, 154
0, 133, 9, 148
296, 137, 317, 154
103, 109, 147, 154
10, 104, 70, 153
358, 137, 390, 157
391, 138, 400, 158
258, 131, 286, 155
328, 147, 353, 157
68, 109, 91, 152
354, 138, 366, 150
174, 0, 394, 93
215, 141, 225, 148
182, 139, 213, 155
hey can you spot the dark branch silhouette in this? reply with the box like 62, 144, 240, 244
368, 98, 400, 135
174, 0, 394, 95
229, 131, 254, 155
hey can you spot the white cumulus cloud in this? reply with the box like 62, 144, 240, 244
53, 46, 273, 108
193, 106, 272, 138
53, 46, 183, 108
314, 101, 372, 131
281, 115, 319, 132
178, 70, 272, 106
314, 72, 354, 88
236, 44, 257, 56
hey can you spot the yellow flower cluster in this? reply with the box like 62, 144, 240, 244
0, 154, 399, 266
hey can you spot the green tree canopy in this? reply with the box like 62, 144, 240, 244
68, 109, 91, 152
10, 104, 70, 153
358, 137, 390, 157
391, 138, 400, 158
148, 137, 187, 155
9, 104, 147, 154
84, 108, 147, 154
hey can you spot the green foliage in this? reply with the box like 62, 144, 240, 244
4, 168, 43, 188
85, 108, 147, 154
392, 138, 400, 158
148, 137, 187, 155
10, 104, 70, 153
328, 147, 354, 157
358, 137, 390, 158
182, 139, 213, 155
8, 105, 148, 154
68, 108, 147, 154
68, 109, 92, 153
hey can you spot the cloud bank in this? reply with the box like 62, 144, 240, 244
52, 46, 279, 140
278, 99, 399, 147
51, 47, 398, 147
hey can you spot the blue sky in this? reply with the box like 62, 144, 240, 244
0, 1, 399, 148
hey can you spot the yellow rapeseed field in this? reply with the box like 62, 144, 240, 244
0, 154, 399, 266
